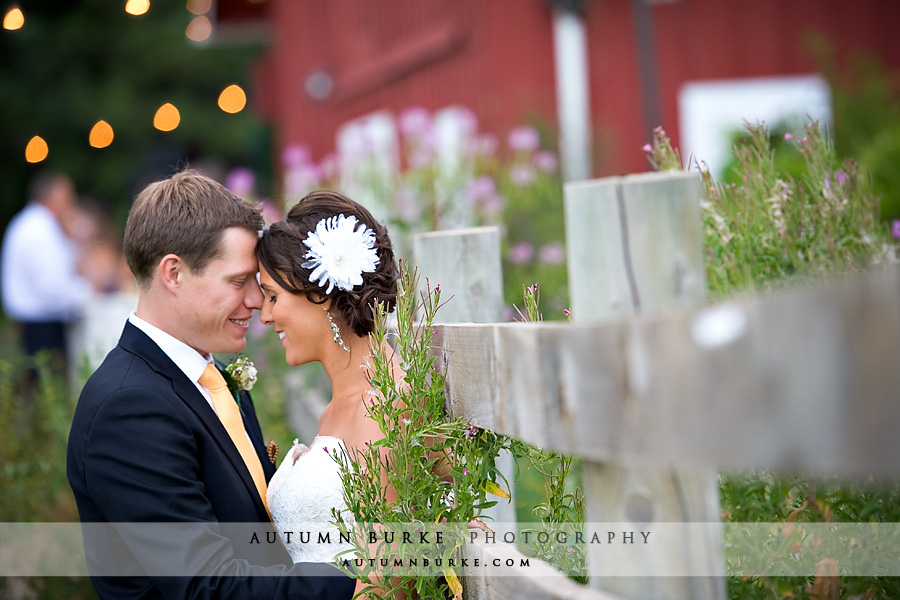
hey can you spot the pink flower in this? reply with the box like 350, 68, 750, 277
471, 133, 498, 157
510, 164, 536, 187
784, 133, 793, 141
318, 153, 339, 180
454, 107, 479, 137
507, 241, 534, 264
538, 242, 565, 265
533, 151, 558, 173
283, 143, 312, 168
642, 143, 652, 152
508, 125, 540, 153
835, 170, 848, 184
225, 168, 255, 197
394, 187, 422, 221
466, 176, 504, 217
398, 107, 432, 138
892, 219, 900, 239
462, 468, 468, 475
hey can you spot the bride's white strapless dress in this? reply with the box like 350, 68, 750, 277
266, 435, 357, 563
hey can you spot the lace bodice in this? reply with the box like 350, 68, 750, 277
266, 436, 356, 563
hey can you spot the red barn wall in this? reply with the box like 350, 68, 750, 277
254, 0, 900, 181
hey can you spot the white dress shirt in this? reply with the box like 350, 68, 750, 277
127, 314, 253, 445
1, 202, 93, 322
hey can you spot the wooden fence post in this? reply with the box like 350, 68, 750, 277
565, 172, 725, 599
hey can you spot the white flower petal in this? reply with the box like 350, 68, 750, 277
301, 213, 380, 294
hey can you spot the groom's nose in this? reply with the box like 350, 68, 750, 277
245, 277, 263, 310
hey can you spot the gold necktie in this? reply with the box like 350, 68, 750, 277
199, 363, 268, 513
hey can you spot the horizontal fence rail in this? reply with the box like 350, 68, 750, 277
433, 266, 900, 476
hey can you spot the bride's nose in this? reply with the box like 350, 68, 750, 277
259, 301, 273, 325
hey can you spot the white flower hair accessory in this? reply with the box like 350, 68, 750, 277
301, 214, 380, 294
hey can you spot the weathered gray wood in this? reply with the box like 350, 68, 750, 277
564, 172, 706, 322
432, 266, 900, 475
462, 539, 624, 600
412, 226, 517, 527
412, 227, 504, 324
565, 172, 723, 599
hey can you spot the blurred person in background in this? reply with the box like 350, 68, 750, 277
1, 171, 93, 380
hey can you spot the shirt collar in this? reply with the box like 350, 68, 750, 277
128, 312, 212, 384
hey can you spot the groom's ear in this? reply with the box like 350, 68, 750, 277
158, 254, 184, 292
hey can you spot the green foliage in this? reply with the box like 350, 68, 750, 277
810, 37, 900, 223
333, 265, 517, 599
0, 349, 97, 598
647, 122, 900, 599
721, 472, 900, 600
649, 121, 898, 301
521, 449, 587, 584
0, 0, 266, 229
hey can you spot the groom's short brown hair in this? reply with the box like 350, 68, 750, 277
124, 169, 263, 288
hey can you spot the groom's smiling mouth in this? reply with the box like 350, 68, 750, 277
277, 331, 286, 340
230, 318, 250, 328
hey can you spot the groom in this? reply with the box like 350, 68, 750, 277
66, 170, 355, 599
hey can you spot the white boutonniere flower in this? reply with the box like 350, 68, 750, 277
223, 354, 257, 395
301, 214, 380, 294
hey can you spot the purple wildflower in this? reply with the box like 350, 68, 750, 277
567, 547, 574, 554
462, 468, 468, 476
824, 176, 830, 189
538, 242, 565, 265
282, 143, 312, 168
835, 170, 848, 184
507, 241, 534, 264
466, 176, 504, 217
784, 133, 793, 141
398, 106, 432, 138
323, 446, 328, 453
394, 187, 423, 221
563, 309, 571, 316
798, 251, 804, 259
533, 151, 558, 173
508, 125, 540, 153
472, 133, 498, 157
642, 143, 652, 152
892, 219, 900, 239
318, 153, 339, 180
225, 168, 255, 197
510, 164, 536, 187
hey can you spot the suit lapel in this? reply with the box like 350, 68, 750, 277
118, 322, 270, 518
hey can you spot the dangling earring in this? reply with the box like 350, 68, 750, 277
326, 309, 350, 352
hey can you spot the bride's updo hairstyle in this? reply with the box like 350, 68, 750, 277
257, 190, 399, 338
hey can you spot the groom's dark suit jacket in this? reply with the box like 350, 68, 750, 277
67, 321, 355, 600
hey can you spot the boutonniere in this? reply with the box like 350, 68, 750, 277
219, 354, 257, 413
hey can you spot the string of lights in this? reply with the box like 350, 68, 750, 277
4, 2, 246, 164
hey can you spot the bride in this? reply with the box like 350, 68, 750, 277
256, 190, 403, 593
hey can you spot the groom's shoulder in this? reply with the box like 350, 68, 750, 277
80, 327, 167, 401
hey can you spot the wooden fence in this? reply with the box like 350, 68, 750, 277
412, 171, 900, 600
